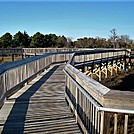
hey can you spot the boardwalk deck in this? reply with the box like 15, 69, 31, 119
0, 64, 82, 134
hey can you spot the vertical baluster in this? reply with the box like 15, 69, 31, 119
81, 92, 83, 121
97, 112, 101, 134
94, 108, 98, 134
67, 78, 71, 99
79, 91, 82, 117
124, 114, 128, 134
70, 80, 72, 101
78, 90, 80, 116
83, 95, 86, 125
68, 77, 70, 97
83, 95, 85, 125
87, 100, 90, 131
89, 102, 92, 133
75, 87, 78, 123
92, 105, 95, 134
78, 89, 80, 116
85, 98, 88, 129
114, 113, 118, 134
100, 111, 104, 134
90, 103, 93, 133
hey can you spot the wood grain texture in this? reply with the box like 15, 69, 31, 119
0, 65, 82, 134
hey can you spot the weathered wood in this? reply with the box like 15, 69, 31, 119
0, 65, 82, 133
0, 52, 73, 108
124, 114, 128, 134
100, 111, 104, 134
65, 63, 134, 110
97, 112, 101, 134
114, 113, 118, 134
65, 64, 110, 106
104, 90, 134, 109
0, 48, 134, 133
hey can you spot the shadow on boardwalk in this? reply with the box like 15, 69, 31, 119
2, 65, 60, 134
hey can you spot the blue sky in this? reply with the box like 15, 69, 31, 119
0, 1, 134, 40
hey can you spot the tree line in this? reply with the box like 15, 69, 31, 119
74, 29, 134, 48
0, 29, 134, 48
0, 31, 68, 48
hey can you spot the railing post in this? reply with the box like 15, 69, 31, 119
104, 112, 110, 134
97, 112, 101, 134
128, 50, 132, 69
2, 54, 4, 63
124, 114, 128, 134
91, 61, 94, 79
75, 87, 78, 123
111, 60, 113, 76
124, 50, 127, 70
114, 113, 118, 134
22, 53, 24, 59
12, 54, 14, 61
24, 64, 28, 86
99, 61, 102, 81
100, 111, 111, 134
115, 59, 118, 73
105, 58, 108, 78
100, 111, 104, 134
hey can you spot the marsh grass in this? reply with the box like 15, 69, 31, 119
0, 55, 23, 64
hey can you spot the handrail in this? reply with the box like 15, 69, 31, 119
63, 69, 134, 114
64, 49, 134, 134
0, 51, 73, 76
74, 48, 126, 56
0, 51, 74, 107
0, 48, 133, 133
74, 55, 125, 68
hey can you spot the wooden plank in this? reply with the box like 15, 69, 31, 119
0, 65, 82, 134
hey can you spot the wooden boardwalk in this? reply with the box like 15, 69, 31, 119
0, 65, 82, 134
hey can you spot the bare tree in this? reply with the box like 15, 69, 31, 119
120, 35, 130, 43
109, 29, 118, 48
118, 35, 133, 48
67, 37, 74, 47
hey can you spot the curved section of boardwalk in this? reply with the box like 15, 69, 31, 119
0, 65, 82, 134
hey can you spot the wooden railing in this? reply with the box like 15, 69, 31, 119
23, 48, 79, 54
63, 49, 134, 134
0, 48, 134, 134
0, 48, 23, 55
0, 51, 73, 107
